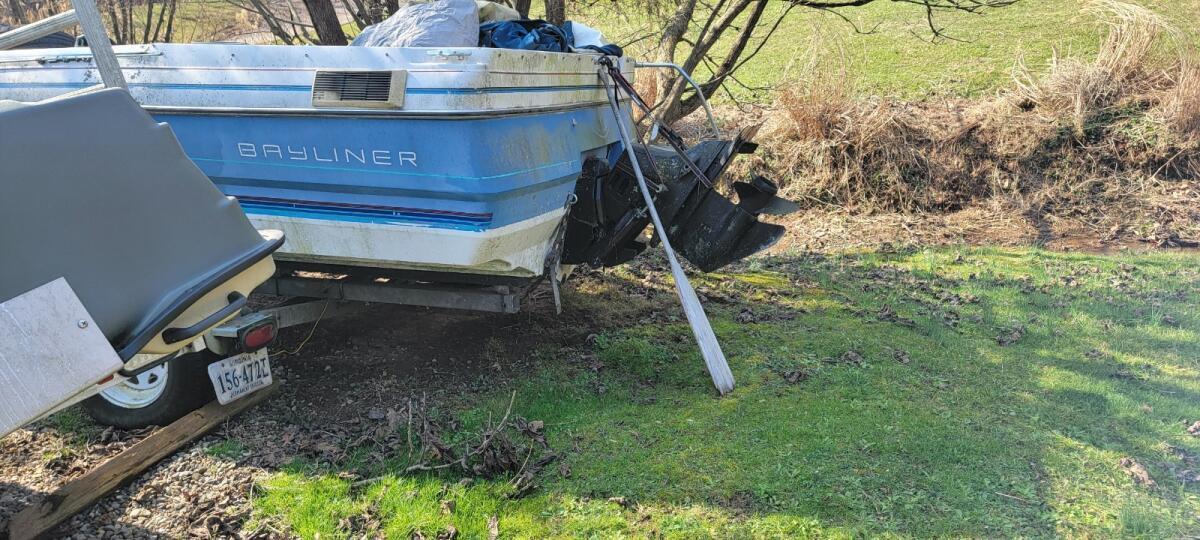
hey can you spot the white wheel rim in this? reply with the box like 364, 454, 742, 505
100, 364, 169, 409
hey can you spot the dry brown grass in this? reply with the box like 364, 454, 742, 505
1161, 62, 1200, 135
1012, 1, 1177, 135
1011, 0, 1200, 144
752, 0, 1199, 219
762, 44, 946, 212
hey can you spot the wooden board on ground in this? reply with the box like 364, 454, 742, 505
0, 384, 277, 540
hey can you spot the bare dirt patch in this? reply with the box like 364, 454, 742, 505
762, 202, 1200, 255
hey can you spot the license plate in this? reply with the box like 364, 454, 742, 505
207, 348, 271, 405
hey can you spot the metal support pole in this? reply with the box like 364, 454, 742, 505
0, 10, 77, 50
633, 61, 721, 139
70, 0, 126, 89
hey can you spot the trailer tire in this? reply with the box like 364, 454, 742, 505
83, 351, 218, 428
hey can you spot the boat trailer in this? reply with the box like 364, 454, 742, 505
0, 4, 796, 534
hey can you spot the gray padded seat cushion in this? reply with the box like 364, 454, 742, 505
0, 100, 26, 113
1, 88, 269, 347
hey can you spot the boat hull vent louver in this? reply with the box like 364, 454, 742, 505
312, 70, 407, 109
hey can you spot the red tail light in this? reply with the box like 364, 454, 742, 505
241, 322, 277, 351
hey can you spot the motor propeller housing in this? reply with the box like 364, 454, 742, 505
562, 127, 797, 272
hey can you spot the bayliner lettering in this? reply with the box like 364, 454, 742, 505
236, 143, 418, 167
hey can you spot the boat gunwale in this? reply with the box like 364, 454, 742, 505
0, 63, 613, 78
142, 100, 626, 118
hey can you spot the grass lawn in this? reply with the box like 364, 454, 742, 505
571, 0, 1200, 100
250, 247, 1200, 538
119, 0, 260, 43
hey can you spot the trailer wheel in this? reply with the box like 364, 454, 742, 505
83, 351, 217, 428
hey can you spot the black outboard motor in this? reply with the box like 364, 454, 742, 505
562, 126, 797, 272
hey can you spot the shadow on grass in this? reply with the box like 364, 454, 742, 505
218, 248, 1200, 538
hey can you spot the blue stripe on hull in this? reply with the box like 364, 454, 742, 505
407, 85, 605, 95
0, 81, 603, 94
236, 195, 493, 231
155, 104, 618, 231
240, 205, 492, 231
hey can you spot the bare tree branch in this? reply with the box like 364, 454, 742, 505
815, 6, 883, 35
649, 0, 1021, 124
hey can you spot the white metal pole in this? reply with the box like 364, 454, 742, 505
0, 10, 77, 51
632, 61, 721, 139
600, 67, 736, 395
71, 0, 126, 89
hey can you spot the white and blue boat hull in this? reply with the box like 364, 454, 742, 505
158, 105, 619, 276
0, 43, 631, 278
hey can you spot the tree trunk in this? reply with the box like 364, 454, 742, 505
6, 0, 26, 24
338, 0, 370, 30
651, 0, 699, 122
121, 0, 133, 45
544, 0, 563, 26
163, 0, 177, 42
513, 0, 531, 18
682, 0, 751, 77
103, 0, 124, 44
656, 0, 697, 63
151, 0, 169, 42
244, 0, 294, 44
303, 0, 347, 45
707, 0, 768, 89
141, 0, 155, 43
289, 0, 319, 43
669, 0, 768, 123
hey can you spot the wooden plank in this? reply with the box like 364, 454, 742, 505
0, 10, 77, 51
0, 385, 277, 540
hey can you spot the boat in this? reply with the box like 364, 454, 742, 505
0, 42, 789, 284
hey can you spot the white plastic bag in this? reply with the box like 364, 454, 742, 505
566, 21, 609, 50
352, 0, 480, 48
476, 0, 519, 22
